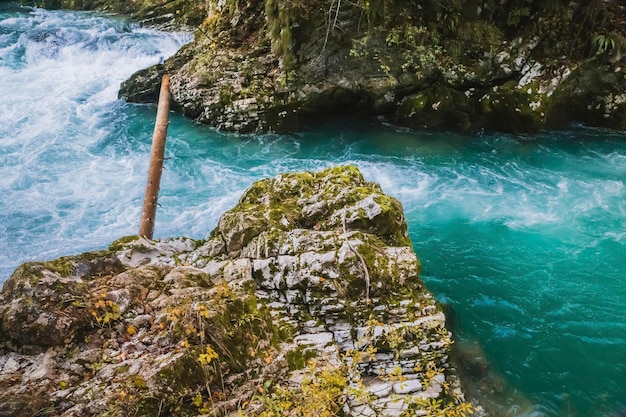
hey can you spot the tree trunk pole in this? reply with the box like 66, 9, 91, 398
139, 74, 171, 239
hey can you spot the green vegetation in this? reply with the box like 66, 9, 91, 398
108, 235, 140, 252
26, 0, 625, 71
190, 0, 625, 73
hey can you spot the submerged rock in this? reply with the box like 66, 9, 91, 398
0, 166, 477, 416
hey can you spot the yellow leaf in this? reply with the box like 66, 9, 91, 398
205, 346, 219, 360
198, 346, 219, 365
126, 325, 137, 336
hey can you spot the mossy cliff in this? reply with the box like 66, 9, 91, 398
0, 166, 477, 417
22, 0, 626, 133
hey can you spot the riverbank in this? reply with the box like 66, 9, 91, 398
22, 0, 626, 134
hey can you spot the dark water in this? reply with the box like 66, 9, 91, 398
1, 4, 626, 416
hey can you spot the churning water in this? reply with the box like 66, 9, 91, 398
1, 3, 626, 416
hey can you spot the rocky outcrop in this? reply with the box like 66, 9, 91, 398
0, 166, 477, 416
23, 0, 626, 134
547, 60, 626, 130
116, 0, 626, 134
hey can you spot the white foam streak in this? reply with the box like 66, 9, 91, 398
355, 151, 626, 237
0, 6, 190, 279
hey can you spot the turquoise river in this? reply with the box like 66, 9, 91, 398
0, 3, 625, 416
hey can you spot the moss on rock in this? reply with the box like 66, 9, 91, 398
481, 80, 547, 134
23, 0, 626, 133
397, 84, 476, 131
0, 165, 474, 416
547, 60, 626, 130
213, 166, 411, 257
0, 251, 124, 348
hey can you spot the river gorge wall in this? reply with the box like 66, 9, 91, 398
22, 0, 626, 134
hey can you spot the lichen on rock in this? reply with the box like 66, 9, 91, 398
0, 166, 476, 416
22, 0, 626, 134
112, 0, 626, 134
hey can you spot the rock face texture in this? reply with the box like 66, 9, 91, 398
22, 1, 626, 134
0, 166, 475, 416
115, 0, 626, 134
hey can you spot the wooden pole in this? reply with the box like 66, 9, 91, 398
139, 74, 171, 239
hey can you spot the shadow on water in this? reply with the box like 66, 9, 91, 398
444, 301, 626, 417
442, 302, 547, 417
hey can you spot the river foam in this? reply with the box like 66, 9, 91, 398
0, 3, 190, 276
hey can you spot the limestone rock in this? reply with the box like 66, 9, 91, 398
115, 1, 625, 134
0, 166, 475, 416
22, 0, 626, 133
547, 59, 626, 130
0, 252, 123, 348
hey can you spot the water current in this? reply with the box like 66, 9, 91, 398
1, 3, 625, 416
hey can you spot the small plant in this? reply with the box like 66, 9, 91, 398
90, 293, 120, 327
251, 359, 352, 417
592, 31, 626, 60
401, 397, 474, 417
593, 33, 617, 54
90, 360, 103, 373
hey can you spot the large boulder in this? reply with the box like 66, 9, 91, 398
0, 166, 478, 416
547, 59, 626, 130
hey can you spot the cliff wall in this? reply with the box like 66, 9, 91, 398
23, 0, 626, 133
